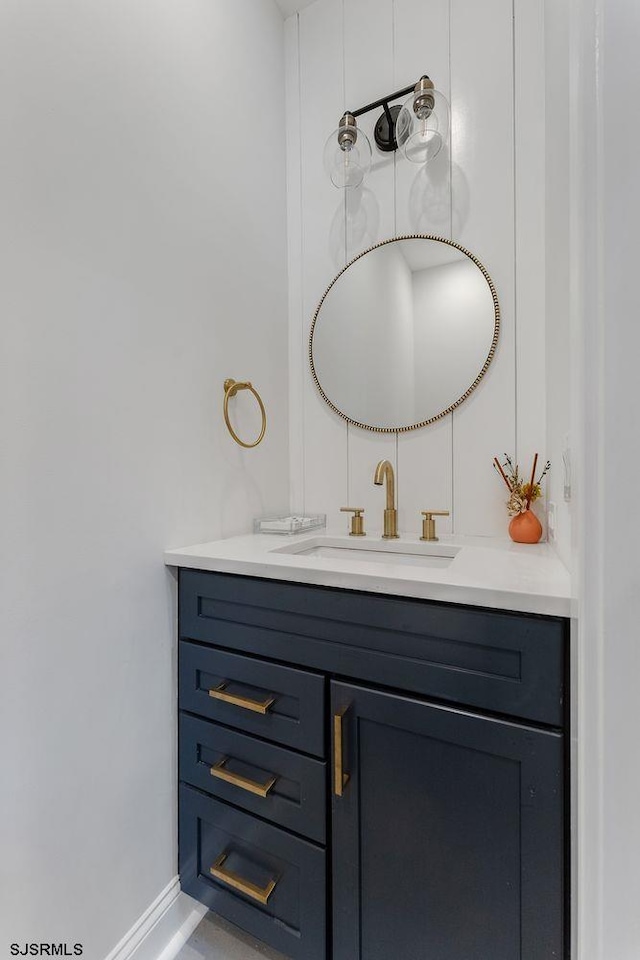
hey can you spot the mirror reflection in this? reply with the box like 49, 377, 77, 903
310, 236, 499, 431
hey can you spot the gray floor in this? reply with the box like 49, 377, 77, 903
175, 913, 287, 960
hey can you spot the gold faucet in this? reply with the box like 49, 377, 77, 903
374, 459, 399, 539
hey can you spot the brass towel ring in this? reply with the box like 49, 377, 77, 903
223, 379, 267, 449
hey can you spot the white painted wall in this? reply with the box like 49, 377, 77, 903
598, 0, 640, 946
572, 0, 640, 957
0, 1, 288, 957
275, 0, 317, 17
545, 0, 573, 566
286, 0, 548, 540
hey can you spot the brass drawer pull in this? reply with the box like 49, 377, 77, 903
333, 706, 350, 797
211, 757, 277, 798
208, 682, 276, 715
210, 853, 278, 905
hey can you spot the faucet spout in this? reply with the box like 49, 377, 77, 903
374, 459, 395, 510
373, 459, 399, 539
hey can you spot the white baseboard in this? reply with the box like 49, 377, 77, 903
103, 878, 207, 960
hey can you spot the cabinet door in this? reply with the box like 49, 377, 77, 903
331, 681, 564, 960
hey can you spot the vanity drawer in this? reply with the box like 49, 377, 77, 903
179, 642, 325, 757
180, 570, 566, 726
179, 713, 326, 843
179, 785, 326, 960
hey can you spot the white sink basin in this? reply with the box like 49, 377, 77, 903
271, 536, 459, 570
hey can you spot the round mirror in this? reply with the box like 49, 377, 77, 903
309, 235, 500, 432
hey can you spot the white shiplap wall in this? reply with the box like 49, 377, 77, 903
0, 1, 288, 955
286, 0, 546, 538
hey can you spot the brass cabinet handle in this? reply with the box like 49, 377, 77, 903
208, 682, 276, 715
333, 707, 350, 797
211, 757, 277, 798
210, 853, 277, 905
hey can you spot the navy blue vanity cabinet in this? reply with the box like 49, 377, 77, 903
178, 642, 327, 960
179, 713, 327, 843
179, 786, 326, 960
331, 681, 564, 960
177, 569, 568, 960
179, 569, 564, 726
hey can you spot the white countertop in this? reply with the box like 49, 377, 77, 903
164, 530, 571, 617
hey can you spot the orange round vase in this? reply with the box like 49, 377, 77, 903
508, 509, 543, 544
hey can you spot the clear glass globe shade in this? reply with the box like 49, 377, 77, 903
323, 128, 372, 188
396, 88, 449, 165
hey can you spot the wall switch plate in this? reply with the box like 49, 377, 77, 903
548, 501, 557, 542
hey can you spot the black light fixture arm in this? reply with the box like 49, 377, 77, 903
349, 80, 421, 120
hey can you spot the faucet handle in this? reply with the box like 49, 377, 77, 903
421, 510, 450, 542
340, 507, 366, 537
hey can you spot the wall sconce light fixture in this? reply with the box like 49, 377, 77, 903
325, 75, 449, 188
323, 112, 373, 188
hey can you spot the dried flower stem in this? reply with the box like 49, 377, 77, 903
536, 460, 551, 485
493, 457, 512, 492
526, 453, 538, 509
